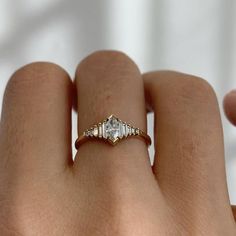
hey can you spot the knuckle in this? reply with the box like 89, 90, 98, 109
173, 77, 218, 116
154, 71, 218, 107
145, 71, 216, 102
176, 74, 216, 102
183, 75, 214, 93
145, 71, 219, 116
5, 62, 70, 98
76, 50, 140, 84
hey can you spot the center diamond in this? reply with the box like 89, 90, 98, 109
105, 115, 121, 143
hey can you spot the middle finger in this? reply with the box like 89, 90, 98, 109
74, 51, 156, 187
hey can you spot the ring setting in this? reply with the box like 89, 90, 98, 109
75, 114, 151, 149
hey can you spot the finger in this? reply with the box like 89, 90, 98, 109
72, 52, 169, 228
74, 50, 156, 186
0, 62, 73, 177
233, 206, 236, 221
224, 90, 236, 223
232, 205, 236, 221
224, 90, 236, 126
144, 71, 235, 227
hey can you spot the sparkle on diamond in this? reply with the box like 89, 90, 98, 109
105, 116, 121, 142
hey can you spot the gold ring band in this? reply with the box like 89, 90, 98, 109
75, 114, 151, 150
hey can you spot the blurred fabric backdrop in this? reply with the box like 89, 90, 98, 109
0, 0, 235, 203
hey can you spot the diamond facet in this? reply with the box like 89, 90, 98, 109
105, 115, 121, 143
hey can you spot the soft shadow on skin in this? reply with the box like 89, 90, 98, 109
0, 1, 108, 234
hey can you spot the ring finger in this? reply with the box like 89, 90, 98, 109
74, 51, 153, 181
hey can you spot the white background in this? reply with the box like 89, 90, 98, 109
0, 0, 235, 203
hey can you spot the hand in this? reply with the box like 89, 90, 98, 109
0, 51, 235, 235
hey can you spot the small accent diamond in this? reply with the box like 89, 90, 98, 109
127, 125, 131, 135
102, 122, 107, 138
98, 124, 103, 138
93, 127, 98, 137
131, 127, 135, 135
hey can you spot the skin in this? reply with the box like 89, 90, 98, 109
0, 50, 235, 235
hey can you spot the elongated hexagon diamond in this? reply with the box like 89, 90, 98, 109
104, 115, 122, 144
